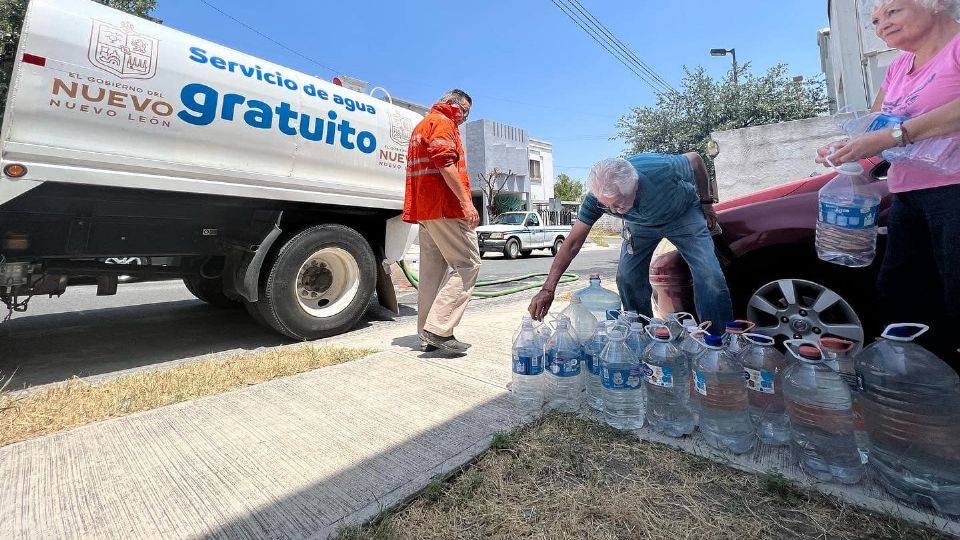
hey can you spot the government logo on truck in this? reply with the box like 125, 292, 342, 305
87, 20, 159, 79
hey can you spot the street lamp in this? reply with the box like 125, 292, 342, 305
710, 48, 738, 85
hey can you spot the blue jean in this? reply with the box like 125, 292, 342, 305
877, 184, 960, 367
616, 206, 734, 334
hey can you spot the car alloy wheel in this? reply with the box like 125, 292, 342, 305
746, 278, 865, 354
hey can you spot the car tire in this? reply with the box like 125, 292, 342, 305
520, 249, 533, 258
256, 224, 376, 340
183, 274, 238, 308
550, 236, 564, 256
504, 238, 521, 260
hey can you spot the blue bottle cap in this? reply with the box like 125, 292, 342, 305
704, 334, 723, 347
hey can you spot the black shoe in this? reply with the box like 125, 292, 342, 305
419, 330, 471, 353
421, 342, 439, 352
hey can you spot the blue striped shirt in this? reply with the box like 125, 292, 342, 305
577, 153, 700, 228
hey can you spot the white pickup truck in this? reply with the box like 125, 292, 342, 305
475, 212, 571, 259
0, 0, 422, 340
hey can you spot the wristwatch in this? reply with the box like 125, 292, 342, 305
891, 123, 908, 147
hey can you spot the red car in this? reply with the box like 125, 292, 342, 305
650, 157, 891, 353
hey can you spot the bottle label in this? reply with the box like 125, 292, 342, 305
743, 367, 775, 394
546, 352, 581, 377
601, 366, 643, 390
513, 355, 543, 376
694, 370, 708, 396
819, 200, 879, 229
644, 363, 673, 388
867, 113, 909, 132
586, 353, 602, 375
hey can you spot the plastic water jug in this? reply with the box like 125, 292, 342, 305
543, 315, 584, 413
694, 334, 756, 454
665, 312, 696, 341
561, 296, 598, 344
816, 162, 881, 268
855, 324, 960, 514
679, 321, 710, 427
600, 328, 645, 430
511, 315, 544, 409
740, 333, 790, 446
643, 325, 696, 437
574, 272, 622, 321
782, 340, 864, 484
722, 320, 756, 355
582, 321, 612, 411
819, 337, 867, 462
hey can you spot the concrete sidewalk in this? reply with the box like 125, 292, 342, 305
1, 293, 958, 538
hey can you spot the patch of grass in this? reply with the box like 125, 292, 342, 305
489, 430, 519, 451
0, 345, 373, 447
337, 413, 951, 540
420, 478, 446, 504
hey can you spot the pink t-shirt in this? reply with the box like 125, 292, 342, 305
881, 31, 960, 193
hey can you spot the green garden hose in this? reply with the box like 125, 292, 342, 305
396, 260, 578, 298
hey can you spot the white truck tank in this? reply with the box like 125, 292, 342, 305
0, 0, 422, 340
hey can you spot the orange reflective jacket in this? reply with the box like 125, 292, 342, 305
402, 103, 470, 223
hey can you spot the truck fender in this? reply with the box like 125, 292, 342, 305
223, 211, 283, 303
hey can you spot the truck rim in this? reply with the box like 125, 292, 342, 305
746, 278, 864, 353
295, 248, 360, 318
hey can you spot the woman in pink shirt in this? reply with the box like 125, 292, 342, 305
818, 0, 960, 365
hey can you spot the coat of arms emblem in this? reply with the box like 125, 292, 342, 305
389, 113, 415, 146
87, 20, 159, 79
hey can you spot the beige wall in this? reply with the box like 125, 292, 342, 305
711, 114, 852, 202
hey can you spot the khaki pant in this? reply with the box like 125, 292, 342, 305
417, 219, 481, 337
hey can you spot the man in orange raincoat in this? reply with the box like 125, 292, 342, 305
403, 89, 480, 353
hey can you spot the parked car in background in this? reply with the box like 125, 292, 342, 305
475, 211, 571, 259
650, 158, 891, 353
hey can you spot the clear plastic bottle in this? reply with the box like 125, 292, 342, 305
819, 337, 867, 462
665, 312, 696, 342
561, 296, 598, 344
694, 334, 756, 454
510, 315, 544, 408
679, 321, 709, 427
624, 321, 647, 357
841, 111, 960, 175
816, 162, 882, 268
643, 325, 695, 437
782, 340, 863, 484
722, 320, 756, 355
582, 321, 612, 411
573, 272, 622, 322
855, 324, 960, 514
601, 328, 645, 430
543, 315, 584, 413
740, 333, 790, 446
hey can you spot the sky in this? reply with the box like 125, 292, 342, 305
154, 0, 830, 180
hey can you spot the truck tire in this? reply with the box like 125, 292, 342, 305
551, 236, 564, 256
520, 249, 533, 258
257, 224, 376, 340
504, 238, 521, 259
183, 274, 238, 308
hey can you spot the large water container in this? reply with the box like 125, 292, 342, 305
740, 333, 790, 446
582, 321, 612, 411
665, 312, 696, 341
722, 320, 756, 355
782, 340, 864, 484
574, 273, 622, 321
816, 162, 882, 268
511, 315, 544, 409
644, 325, 696, 437
855, 324, 960, 514
694, 334, 756, 454
679, 321, 709, 427
819, 337, 867, 462
543, 315, 584, 413
624, 322, 647, 357
601, 328, 645, 430
561, 296, 598, 344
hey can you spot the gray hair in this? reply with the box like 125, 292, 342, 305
439, 88, 472, 107
866, 0, 960, 19
586, 158, 639, 197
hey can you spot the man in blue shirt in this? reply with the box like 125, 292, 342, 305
528, 152, 733, 330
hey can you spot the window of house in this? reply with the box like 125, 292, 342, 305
529, 159, 542, 179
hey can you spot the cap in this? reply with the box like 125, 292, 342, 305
589, 272, 601, 279
797, 345, 822, 360
704, 334, 723, 347
654, 327, 670, 339
836, 162, 864, 175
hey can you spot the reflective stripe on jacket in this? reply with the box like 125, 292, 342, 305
402, 103, 470, 223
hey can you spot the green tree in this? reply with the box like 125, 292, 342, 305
553, 173, 584, 202
0, 0, 158, 119
617, 63, 830, 179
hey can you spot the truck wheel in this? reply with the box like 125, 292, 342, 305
258, 224, 376, 340
183, 274, 238, 308
551, 237, 564, 256
520, 250, 533, 258
504, 238, 521, 259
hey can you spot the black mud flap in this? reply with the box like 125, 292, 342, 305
375, 260, 399, 315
